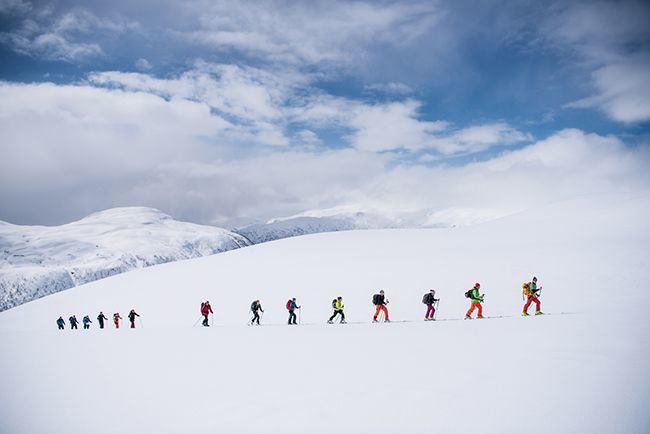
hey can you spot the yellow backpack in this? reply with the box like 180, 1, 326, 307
522, 282, 532, 297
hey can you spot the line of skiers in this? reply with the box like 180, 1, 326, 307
56, 309, 140, 330
243, 277, 543, 326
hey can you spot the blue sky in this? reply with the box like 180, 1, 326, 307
0, 0, 649, 226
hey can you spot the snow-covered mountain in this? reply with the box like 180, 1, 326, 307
0, 207, 250, 311
0, 193, 647, 434
235, 206, 509, 243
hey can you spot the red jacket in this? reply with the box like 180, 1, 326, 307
201, 303, 213, 315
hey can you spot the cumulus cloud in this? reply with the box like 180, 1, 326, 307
539, 0, 650, 123
1, 78, 648, 227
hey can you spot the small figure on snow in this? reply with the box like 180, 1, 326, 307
522, 277, 543, 316
372, 290, 390, 322
113, 312, 122, 329
83, 315, 92, 329
465, 283, 484, 319
422, 289, 439, 321
128, 309, 140, 328
250, 300, 264, 325
56, 316, 65, 330
328, 296, 346, 324
97, 311, 108, 329
200, 301, 213, 327
69, 315, 79, 330
286, 298, 301, 325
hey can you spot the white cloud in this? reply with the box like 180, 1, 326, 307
134, 58, 153, 71
1, 78, 648, 227
364, 82, 413, 95
0, 4, 139, 62
567, 54, 650, 123
179, 0, 441, 66
540, 1, 650, 123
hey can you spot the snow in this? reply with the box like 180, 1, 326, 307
0, 207, 250, 310
0, 193, 648, 433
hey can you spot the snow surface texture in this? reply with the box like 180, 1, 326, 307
0, 193, 648, 433
0, 207, 250, 311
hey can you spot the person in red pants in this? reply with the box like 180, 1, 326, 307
522, 277, 543, 316
465, 283, 484, 319
372, 290, 390, 322
113, 312, 122, 328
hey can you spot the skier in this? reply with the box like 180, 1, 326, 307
328, 296, 346, 324
113, 312, 122, 329
372, 290, 390, 322
422, 289, 439, 321
69, 315, 79, 330
97, 311, 108, 329
56, 316, 65, 330
522, 276, 544, 316
128, 309, 140, 328
286, 298, 301, 325
200, 301, 213, 327
83, 315, 92, 329
465, 283, 485, 319
250, 300, 264, 325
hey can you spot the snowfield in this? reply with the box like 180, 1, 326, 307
0, 207, 250, 311
0, 193, 648, 434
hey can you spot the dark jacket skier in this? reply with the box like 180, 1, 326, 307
128, 309, 140, 328
372, 290, 390, 322
250, 300, 264, 325
97, 312, 108, 329
57, 316, 65, 330
422, 289, 439, 320
328, 296, 346, 324
83, 315, 92, 329
286, 298, 301, 325
69, 315, 79, 329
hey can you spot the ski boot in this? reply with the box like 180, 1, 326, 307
372, 319, 378, 323
340, 320, 347, 324
476, 315, 484, 319
522, 312, 530, 317
535, 311, 544, 316
464, 315, 471, 320
327, 320, 333, 324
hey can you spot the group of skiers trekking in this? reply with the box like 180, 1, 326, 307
56, 309, 140, 330
57, 277, 543, 329
193, 276, 543, 327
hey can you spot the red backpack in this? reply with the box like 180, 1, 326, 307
286, 300, 292, 310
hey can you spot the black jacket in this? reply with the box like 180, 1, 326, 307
373, 294, 386, 306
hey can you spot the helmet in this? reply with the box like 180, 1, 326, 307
338, 296, 342, 299
532, 277, 537, 281
475, 282, 480, 288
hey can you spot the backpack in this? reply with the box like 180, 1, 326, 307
522, 282, 531, 296
332, 299, 337, 309
251, 301, 256, 311
286, 300, 292, 310
372, 294, 381, 305
422, 294, 429, 304
464, 290, 473, 298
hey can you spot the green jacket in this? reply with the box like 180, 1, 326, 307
334, 299, 344, 311
529, 282, 538, 292
470, 287, 484, 303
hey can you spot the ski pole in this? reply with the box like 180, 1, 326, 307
193, 316, 202, 327
299, 307, 302, 325
434, 299, 440, 320
210, 312, 214, 327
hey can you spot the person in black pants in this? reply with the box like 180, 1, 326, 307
250, 300, 264, 325
97, 311, 108, 329
286, 298, 301, 325
328, 296, 346, 324
69, 315, 79, 329
57, 316, 65, 330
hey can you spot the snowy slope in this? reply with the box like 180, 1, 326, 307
0, 193, 648, 434
0, 207, 250, 311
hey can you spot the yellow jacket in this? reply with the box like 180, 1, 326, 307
334, 299, 344, 310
